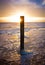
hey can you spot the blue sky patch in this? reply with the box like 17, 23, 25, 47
29, 0, 43, 5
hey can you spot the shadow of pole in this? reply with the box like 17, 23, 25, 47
20, 54, 33, 65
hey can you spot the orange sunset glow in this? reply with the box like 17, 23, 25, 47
0, 11, 45, 22
0, 0, 45, 65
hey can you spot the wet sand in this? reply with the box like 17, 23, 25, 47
0, 22, 45, 65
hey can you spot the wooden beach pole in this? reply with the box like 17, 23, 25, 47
20, 16, 33, 55
20, 16, 24, 52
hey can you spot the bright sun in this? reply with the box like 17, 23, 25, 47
1, 12, 26, 22
0, 12, 44, 22
5, 12, 30, 22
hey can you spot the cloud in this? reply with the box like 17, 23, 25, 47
0, 0, 45, 17
42, 0, 45, 5
29, 0, 43, 5
1, 0, 44, 8
29, 0, 45, 7
10, 0, 41, 8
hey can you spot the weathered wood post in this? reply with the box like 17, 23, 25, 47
20, 16, 24, 52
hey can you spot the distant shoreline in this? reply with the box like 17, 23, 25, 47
0, 22, 45, 23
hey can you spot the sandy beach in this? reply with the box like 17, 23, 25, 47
0, 22, 45, 65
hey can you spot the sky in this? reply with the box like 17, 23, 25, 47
0, 0, 45, 22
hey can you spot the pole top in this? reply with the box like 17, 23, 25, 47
20, 16, 24, 17
20, 16, 24, 23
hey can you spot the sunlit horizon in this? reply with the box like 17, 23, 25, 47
0, 12, 45, 22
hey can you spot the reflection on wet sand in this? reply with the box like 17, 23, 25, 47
0, 22, 45, 65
